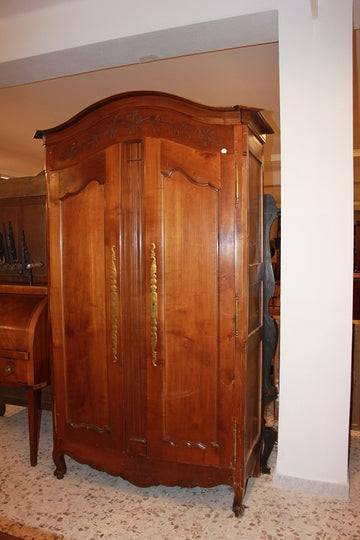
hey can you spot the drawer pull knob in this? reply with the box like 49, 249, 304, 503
4, 365, 12, 375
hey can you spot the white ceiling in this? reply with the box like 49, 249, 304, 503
0, 44, 280, 177
0, 1, 357, 180
0, 1, 280, 178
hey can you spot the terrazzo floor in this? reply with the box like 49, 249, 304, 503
0, 405, 359, 540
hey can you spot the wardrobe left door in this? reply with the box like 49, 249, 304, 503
47, 146, 125, 457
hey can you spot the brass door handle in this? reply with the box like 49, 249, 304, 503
110, 245, 118, 363
235, 294, 239, 338
4, 365, 12, 375
150, 243, 158, 366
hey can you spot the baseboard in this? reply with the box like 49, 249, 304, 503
272, 471, 349, 499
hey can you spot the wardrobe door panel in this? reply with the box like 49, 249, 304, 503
49, 149, 124, 450
145, 138, 234, 468
61, 180, 108, 429
163, 169, 219, 443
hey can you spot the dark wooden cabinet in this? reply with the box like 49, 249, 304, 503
35, 91, 272, 514
0, 172, 47, 285
0, 174, 51, 463
0, 285, 49, 465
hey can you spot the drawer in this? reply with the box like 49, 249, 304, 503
0, 353, 29, 385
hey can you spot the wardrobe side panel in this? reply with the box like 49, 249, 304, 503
244, 131, 264, 477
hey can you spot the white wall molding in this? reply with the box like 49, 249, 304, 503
273, 471, 349, 499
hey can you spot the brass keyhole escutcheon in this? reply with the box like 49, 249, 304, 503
4, 365, 12, 375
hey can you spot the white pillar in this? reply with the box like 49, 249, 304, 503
274, 0, 353, 496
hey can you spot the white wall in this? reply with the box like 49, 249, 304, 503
0, 0, 354, 496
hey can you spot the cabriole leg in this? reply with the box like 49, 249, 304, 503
53, 451, 67, 479
232, 485, 246, 517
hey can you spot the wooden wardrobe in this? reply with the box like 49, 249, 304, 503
35, 91, 272, 515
